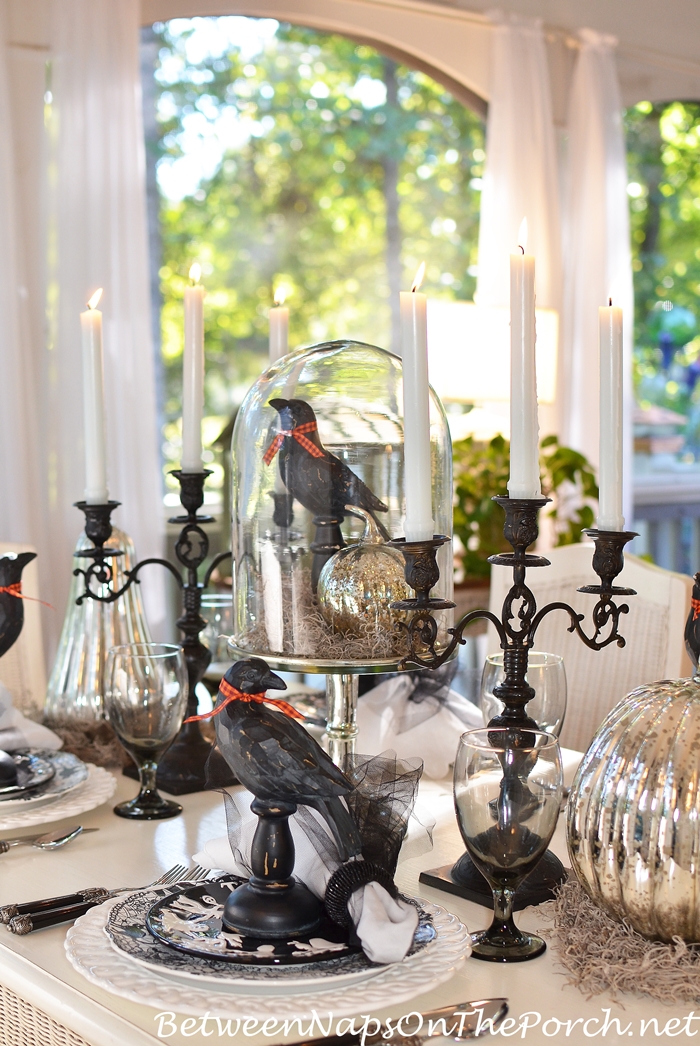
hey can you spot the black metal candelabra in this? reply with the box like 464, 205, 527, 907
73, 470, 233, 795
390, 495, 637, 907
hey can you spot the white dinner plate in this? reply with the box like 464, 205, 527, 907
67, 895, 470, 1018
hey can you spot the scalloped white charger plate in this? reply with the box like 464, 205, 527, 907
66, 896, 470, 1018
0, 765, 116, 830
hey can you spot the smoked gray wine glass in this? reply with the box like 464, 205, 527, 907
480, 652, 567, 736
454, 727, 563, 961
105, 643, 188, 820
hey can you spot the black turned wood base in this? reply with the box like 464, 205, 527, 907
419, 850, 567, 911
222, 798, 323, 939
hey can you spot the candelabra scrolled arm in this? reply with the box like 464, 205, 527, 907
73, 555, 184, 605
391, 495, 637, 727
400, 607, 506, 671
73, 470, 233, 611
529, 596, 630, 653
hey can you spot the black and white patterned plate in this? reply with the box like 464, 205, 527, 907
105, 878, 435, 992
0, 750, 88, 807
0, 751, 55, 798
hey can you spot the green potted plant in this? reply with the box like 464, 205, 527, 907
452, 434, 599, 623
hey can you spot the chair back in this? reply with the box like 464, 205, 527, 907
0, 543, 46, 714
488, 544, 693, 752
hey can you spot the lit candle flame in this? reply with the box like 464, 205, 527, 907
411, 262, 426, 293
517, 217, 528, 254
87, 288, 103, 311
274, 284, 291, 306
189, 263, 202, 284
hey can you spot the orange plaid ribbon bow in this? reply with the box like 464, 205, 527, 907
184, 677, 305, 723
263, 421, 324, 465
0, 582, 52, 609
692, 597, 700, 621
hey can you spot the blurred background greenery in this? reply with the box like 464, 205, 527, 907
141, 18, 700, 501
142, 16, 484, 498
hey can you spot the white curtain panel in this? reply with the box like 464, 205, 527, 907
476, 12, 562, 313
48, 0, 165, 638
561, 29, 634, 522
0, 12, 47, 566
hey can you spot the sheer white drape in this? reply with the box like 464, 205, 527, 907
560, 29, 634, 521
0, 10, 47, 566
476, 12, 561, 313
47, 0, 165, 640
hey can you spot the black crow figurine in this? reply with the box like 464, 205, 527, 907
186, 658, 363, 861
265, 398, 391, 540
0, 552, 38, 659
685, 572, 700, 672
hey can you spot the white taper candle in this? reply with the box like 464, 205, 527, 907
400, 263, 435, 542
598, 300, 624, 531
269, 287, 289, 364
508, 219, 541, 499
182, 263, 205, 472
80, 288, 109, 504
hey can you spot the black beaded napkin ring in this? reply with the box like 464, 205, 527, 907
324, 860, 398, 926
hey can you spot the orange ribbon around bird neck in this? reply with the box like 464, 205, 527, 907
263, 421, 324, 466
184, 677, 306, 723
0, 582, 52, 609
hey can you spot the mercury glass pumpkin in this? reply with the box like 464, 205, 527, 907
317, 507, 410, 636
229, 339, 453, 667
567, 676, 700, 941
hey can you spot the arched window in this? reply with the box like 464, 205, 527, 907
140, 16, 485, 498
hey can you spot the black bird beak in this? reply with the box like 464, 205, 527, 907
269, 398, 289, 412
262, 669, 287, 691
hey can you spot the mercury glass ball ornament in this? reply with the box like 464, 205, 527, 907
567, 673, 700, 942
317, 508, 410, 635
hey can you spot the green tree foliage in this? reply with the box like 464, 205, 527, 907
149, 17, 484, 481
626, 101, 700, 437
452, 435, 598, 580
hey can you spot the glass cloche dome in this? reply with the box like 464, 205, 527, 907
229, 340, 453, 669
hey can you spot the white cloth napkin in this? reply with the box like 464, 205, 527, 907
356, 676, 584, 785
0, 683, 62, 753
194, 790, 419, 964
357, 675, 483, 779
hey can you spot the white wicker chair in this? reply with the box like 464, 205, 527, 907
0, 543, 46, 714
487, 544, 693, 752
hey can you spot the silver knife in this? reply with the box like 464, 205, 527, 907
273, 999, 508, 1046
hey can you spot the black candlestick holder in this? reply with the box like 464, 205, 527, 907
73, 471, 234, 795
390, 495, 637, 907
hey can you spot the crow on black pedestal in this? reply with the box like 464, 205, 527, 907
685, 572, 700, 670
265, 398, 391, 540
0, 552, 37, 659
188, 658, 363, 862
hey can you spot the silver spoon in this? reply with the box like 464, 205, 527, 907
0, 826, 98, 853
